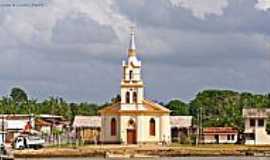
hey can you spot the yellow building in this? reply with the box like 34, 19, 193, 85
99, 29, 171, 144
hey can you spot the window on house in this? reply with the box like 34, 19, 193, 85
111, 118, 116, 136
150, 118, 156, 136
227, 135, 230, 140
133, 92, 137, 103
129, 70, 133, 80
248, 133, 255, 140
250, 119, 256, 127
232, 135, 235, 140
258, 119, 264, 127
126, 92, 130, 104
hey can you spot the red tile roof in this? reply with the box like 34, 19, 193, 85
203, 127, 238, 134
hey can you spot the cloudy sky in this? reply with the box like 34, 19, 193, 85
0, 0, 270, 103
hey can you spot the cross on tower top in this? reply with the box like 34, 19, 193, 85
129, 26, 135, 34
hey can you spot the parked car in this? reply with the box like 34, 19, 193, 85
12, 135, 45, 150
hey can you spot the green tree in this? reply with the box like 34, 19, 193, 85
10, 87, 28, 103
190, 90, 245, 130
166, 99, 189, 115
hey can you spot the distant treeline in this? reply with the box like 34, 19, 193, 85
0, 87, 100, 121
1, 87, 270, 130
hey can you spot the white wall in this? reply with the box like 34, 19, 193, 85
160, 115, 171, 143
136, 115, 161, 143
244, 118, 270, 145
101, 113, 171, 144
255, 128, 270, 145
7, 119, 29, 130
100, 115, 120, 143
204, 134, 237, 144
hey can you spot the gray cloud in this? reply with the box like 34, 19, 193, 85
0, 0, 270, 103
52, 14, 117, 44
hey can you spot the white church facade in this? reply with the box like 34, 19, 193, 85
99, 30, 171, 144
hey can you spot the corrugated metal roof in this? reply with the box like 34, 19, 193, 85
73, 116, 101, 128
170, 116, 192, 128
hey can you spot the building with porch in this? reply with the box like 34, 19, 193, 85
170, 116, 193, 142
35, 114, 68, 135
202, 127, 238, 144
243, 108, 270, 145
99, 29, 171, 144
0, 114, 34, 143
73, 116, 101, 143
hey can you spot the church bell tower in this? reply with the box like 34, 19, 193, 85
120, 28, 145, 111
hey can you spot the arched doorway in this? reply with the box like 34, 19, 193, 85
127, 119, 136, 144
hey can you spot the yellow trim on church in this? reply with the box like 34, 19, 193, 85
98, 99, 170, 115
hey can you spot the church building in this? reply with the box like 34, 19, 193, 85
99, 29, 171, 144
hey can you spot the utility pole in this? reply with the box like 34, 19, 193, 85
0, 103, 5, 145
196, 109, 199, 146
196, 107, 203, 146
200, 107, 203, 145
1, 114, 4, 144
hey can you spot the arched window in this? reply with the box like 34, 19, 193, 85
111, 118, 116, 136
128, 119, 135, 127
133, 92, 137, 103
129, 70, 133, 80
123, 69, 126, 80
126, 91, 130, 104
150, 118, 156, 136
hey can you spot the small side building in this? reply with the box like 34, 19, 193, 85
202, 127, 238, 144
170, 116, 193, 143
37, 114, 68, 135
73, 116, 101, 144
243, 108, 270, 145
35, 118, 52, 135
2, 114, 34, 143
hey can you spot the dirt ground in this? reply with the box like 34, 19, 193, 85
13, 144, 270, 158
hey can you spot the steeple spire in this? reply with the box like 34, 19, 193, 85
128, 26, 136, 57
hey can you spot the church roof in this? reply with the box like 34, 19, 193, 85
98, 99, 170, 114
98, 102, 121, 114
143, 99, 170, 112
